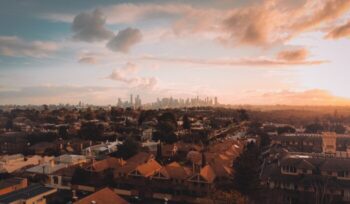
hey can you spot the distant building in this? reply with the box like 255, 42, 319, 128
0, 132, 28, 154
261, 151, 350, 203
270, 132, 350, 156
82, 140, 122, 158
0, 177, 28, 196
322, 132, 337, 154
141, 128, 154, 142
0, 183, 57, 204
74, 187, 128, 204
0, 154, 53, 173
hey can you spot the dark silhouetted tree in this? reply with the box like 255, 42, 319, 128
5, 118, 13, 131
237, 109, 249, 122
79, 122, 104, 140
277, 125, 296, 134
305, 123, 324, 133
233, 142, 261, 199
156, 112, 178, 144
58, 125, 69, 140
117, 136, 140, 159
183, 114, 191, 130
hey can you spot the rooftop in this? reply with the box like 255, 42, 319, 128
0, 183, 56, 203
0, 177, 26, 190
74, 188, 128, 204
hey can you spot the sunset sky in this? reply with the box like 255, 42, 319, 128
1, 0, 350, 105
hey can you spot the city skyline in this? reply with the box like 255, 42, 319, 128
1, 0, 350, 106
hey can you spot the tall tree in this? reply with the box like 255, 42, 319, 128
117, 136, 140, 159
156, 112, 178, 144
182, 114, 191, 130
233, 142, 261, 199
58, 125, 69, 140
237, 109, 249, 122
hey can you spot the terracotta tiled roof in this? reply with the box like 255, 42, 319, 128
90, 157, 125, 172
200, 165, 216, 183
135, 159, 162, 177
159, 162, 192, 180
210, 161, 232, 178
74, 187, 128, 204
114, 163, 138, 177
186, 151, 202, 165
127, 152, 154, 165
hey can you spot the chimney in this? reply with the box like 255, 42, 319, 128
50, 160, 55, 167
72, 190, 78, 201
201, 152, 206, 168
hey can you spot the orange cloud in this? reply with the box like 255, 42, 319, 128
326, 20, 350, 39
277, 48, 309, 62
141, 54, 325, 67
293, 0, 350, 32
236, 89, 350, 106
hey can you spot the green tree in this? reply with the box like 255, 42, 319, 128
156, 112, 178, 144
117, 136, 140, 159
233, 142, 261, 199
276, 125, 296, 134
305, 123, 324, 133
182, 114, 191, 130
5, 118, 13, 130
84, 108, 95, 120
58, 125, 69, 140
79, 122, 104, 141
237, 109, 249, 122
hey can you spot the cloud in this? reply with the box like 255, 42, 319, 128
72, 9, 114, 42
221, 5, 276, 46
248, 89, 350, 106
326, 20, 350, 39
277, 48, 309, 62
108, 62, 157, 89
0, 36, 58, 58
106, 27, 142, 53
78, 57, 97, 64
140, 54, 325, 67
0, 85, 123, 105
46, 1, 350, 48
293, 0, 350, 32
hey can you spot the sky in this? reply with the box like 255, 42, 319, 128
1, 0, 350, 106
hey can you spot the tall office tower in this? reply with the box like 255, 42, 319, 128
214, 97, 218, 106
117, 98, 122, 107
135, 95, 142, 108
130, 94, 133, 106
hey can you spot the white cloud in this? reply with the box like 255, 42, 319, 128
0, 36, 58, 58
108, 62, 157, 89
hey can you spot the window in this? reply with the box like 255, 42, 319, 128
338, 171, 349, 177
53, 176, 59, 184
282, 165, 296, 173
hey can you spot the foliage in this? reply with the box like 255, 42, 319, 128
58, 125, 69, 140
117, 136, 140, 159
276, 125, 296, 134
156, 112, 178, 144
233, 142, 261, 198
182, 114, 191, 130
237, 109, 249, 122
79, 121, 104, 140
27, 132, 58, 145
